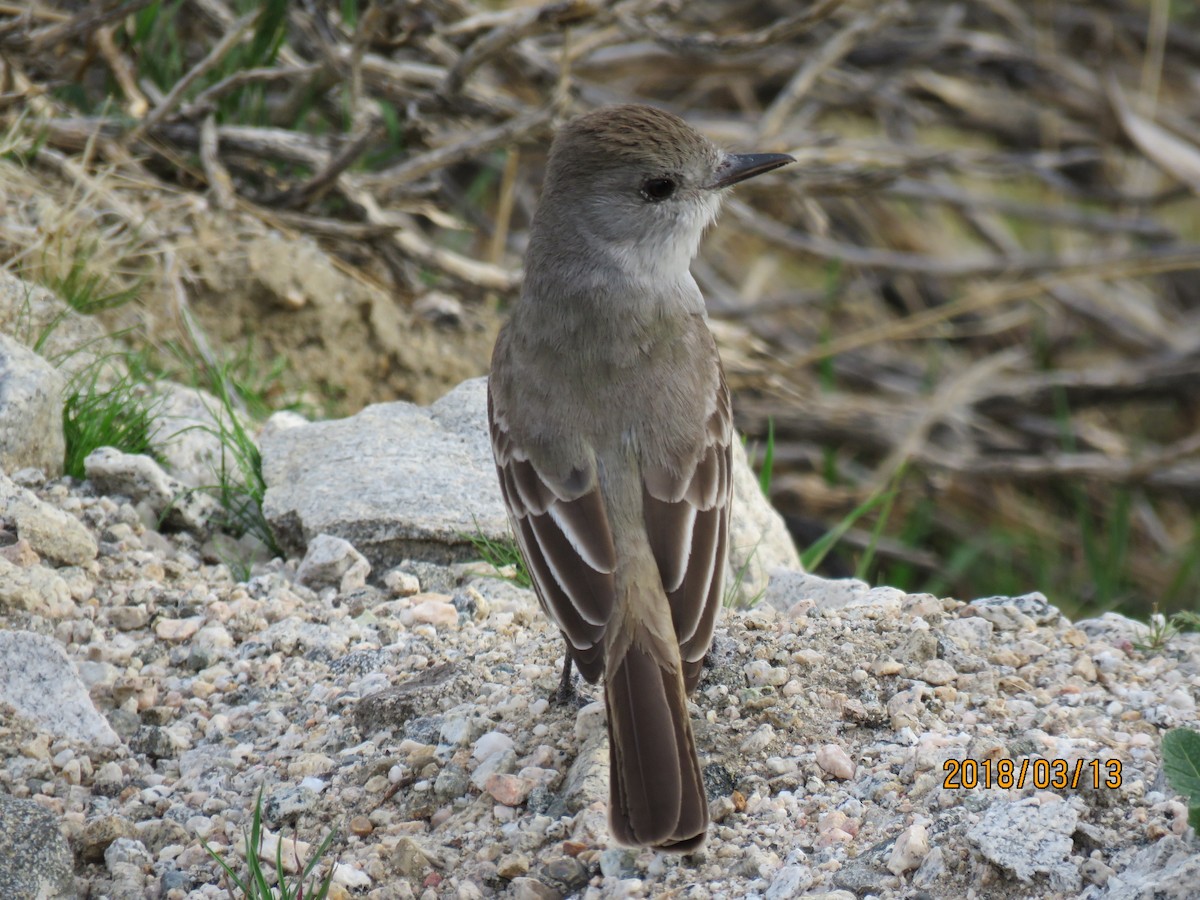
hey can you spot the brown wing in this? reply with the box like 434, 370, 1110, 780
641, 370, 733, 693
488, 381, 617, 682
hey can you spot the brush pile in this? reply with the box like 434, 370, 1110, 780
1, 0, 1198, 613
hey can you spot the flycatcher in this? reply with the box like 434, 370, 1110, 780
488, 104, 792, 850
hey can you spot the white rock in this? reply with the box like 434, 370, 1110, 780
295, 533, 371, 592
887, 821, 929, 875
155, 616, 203, 642
84, 447, 220, 532
438, 716, 472, 747
745, 659, 790, 686
0, 473, 97, 564
887, 685, 930, 730
740, 723, 776, 754
331, 862, 372, 888
575, 701, 607, 743
966, 797, 1080, 890
0, 558, 73, 618
0, 333, 65, 477
148, 382, 257, 488
472, 731, 514, 762
409, 596, 458, 628
816, 744, 856, 780
193, 623, 234, 651
765, 572, 905, 614
918, 658, 957, 686
766, 864, 814, 899
725, 435, 804, 605
384, 568, 421, 596
0, 631, 121, 747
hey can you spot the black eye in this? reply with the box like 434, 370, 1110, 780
641, 177, 676, 202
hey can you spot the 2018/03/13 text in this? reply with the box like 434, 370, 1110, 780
943, 757, 1122, 790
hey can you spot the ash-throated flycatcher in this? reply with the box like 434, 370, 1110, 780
488, 104, 792, 850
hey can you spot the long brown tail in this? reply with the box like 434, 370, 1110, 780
605, 625, 708, 851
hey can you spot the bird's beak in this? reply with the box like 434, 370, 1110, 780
707, 152, 795, 189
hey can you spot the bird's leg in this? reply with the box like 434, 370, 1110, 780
552, 654, 576, 706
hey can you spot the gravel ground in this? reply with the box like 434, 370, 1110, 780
2, 468, 1199, 900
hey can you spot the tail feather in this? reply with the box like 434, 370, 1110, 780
605, 629, 708, 851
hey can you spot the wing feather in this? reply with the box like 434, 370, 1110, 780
642, 375, 733, 692
488, 379, 617, 683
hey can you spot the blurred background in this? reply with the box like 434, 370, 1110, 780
2, 0, 1199, 621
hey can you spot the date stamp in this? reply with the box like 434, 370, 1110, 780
943, 758, 1122, 791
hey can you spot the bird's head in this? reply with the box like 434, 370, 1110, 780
532, 105, 793, 282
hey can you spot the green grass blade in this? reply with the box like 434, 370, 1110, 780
802, 467, 906, 574
802, 489, 889, 572
462, 514, 530, 588
757, 417, 775, 497
248, 0, 290, 69
854, 466, 904, 581
200, 838, 250, 895
61, 356, 162, 479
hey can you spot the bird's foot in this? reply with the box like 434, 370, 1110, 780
551, 656, 577, 706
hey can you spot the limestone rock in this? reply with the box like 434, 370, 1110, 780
148, 381, 255, 489
967, 797, 1080, 891
0, 630, 122, 747
0, 794, 75, 899
727, 435, 802, 604
764, 571, 909, 614
0, 269, 110, 376
262, 378, 507, 569
83, 447, 220, 533
0, 558, 73, 617
0, 333, 65, 477
0, 472, 97, 564
296, 533, 371, 592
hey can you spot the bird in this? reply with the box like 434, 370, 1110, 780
487, 104, 793, 851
